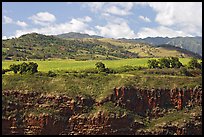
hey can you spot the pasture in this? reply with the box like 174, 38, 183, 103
2, 58, 193, 72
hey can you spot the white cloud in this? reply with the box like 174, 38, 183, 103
95, 21, 136, 39
85, 2, 134, 16
147, 2, 202, 36
15, 16, 94, 37
2, 35, 16, 39
3, 16, 13, 24
77, 16, 92, 22
85, 2, 105, 12
29, 12, 56, 26
84, 2, 201, 37
2, 36, 7, 40
16, 21, 28, 27
3, 16, 28, 28
139, 15, 151, 22
136, 26, 192, 38
104, 5, 131, 16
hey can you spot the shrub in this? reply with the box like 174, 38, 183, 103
2, 69, 11, 74
187, 58, 201, 69
27, 62, 38, 74
95, 62, 106, 72
158, 58, 171, 68
147, 57, 183, 69
169, 57, 183, 68
47, 71, 57, 77
9, 62, 38, 74
9, 64, 20, 74
147, 59, 159, 69
179, 67, 192, 76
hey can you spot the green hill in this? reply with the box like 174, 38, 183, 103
2, 33, 201, 61
120, 36, 202, 56
56, 32, 103, 39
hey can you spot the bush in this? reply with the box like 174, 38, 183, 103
95, 62, 106, 72
9, 62, 38, 74
27, 62, 38, 74
47, 71, 57, 77
2, 69, 11, 74
158, 58, 171, 68
147, 57, 183, 69
147, 59, 159, 69
168, 57, 183, 68
187, 58, 201, 69
179, 67, 192, 76
9, 64, 20, 74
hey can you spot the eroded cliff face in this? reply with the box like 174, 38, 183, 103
2, 86, 202, 135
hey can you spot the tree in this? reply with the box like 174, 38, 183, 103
169, 57, 183, 68
27, 62, 38, 74
188, 58, 201, 69
95, 62, 106, 72
159, 58, 171, 68
147, 59, 159, 69
9, 64, 20, 74
19, 62, 29, 74
10, 62, 38, 74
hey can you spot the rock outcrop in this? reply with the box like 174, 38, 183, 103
2, 86, 202, 135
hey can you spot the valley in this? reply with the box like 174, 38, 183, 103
2, 32, 202, 135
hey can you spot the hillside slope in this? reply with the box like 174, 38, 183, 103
120, 37, 202, 56
2, 33, 201, 61
56, 32, 103, 39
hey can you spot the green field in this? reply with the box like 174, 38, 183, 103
2, 58, 193, 72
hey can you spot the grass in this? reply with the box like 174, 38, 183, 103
2, 71, 201, 102
2, 58, 193, 72
2, 73, 125, 101
145, 106, 202, 130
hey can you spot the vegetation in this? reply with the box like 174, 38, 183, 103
2, 58, 194, 73
187, 58, 201, 69
2, 33, 201, 61
2, 32, 202, 135
147, 57, 183, 69
147, 59, 159, 69
8, 62, 38, 74
47, 71, 57, 77
124, 36, 202, 57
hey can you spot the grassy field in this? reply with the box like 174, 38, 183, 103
2, 58, 193, 72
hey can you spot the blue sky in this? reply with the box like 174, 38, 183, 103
2, 2, 202, 39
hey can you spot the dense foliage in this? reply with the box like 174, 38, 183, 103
148, 57, 183, 69
187, 58, 201, 69
9, 62, 38, 74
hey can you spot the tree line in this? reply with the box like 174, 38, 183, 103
147, 57, 201, 69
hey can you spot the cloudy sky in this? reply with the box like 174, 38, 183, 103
2, 2, 202, 39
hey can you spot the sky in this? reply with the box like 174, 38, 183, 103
2, 2, 202, 39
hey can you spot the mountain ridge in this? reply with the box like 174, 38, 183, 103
2, 33, 201, 61
53, 32, 202, 56
119, 36, 202, 56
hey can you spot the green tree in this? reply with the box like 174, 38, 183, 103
95, 62, 106, 72
159, 58, 171, 68
188, 58, 201, 69
9, 64, 20, 74
19, 62, 29, 74
27, 62, 38, 74
169, 57, 183, 68
147, 59, 159, 69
